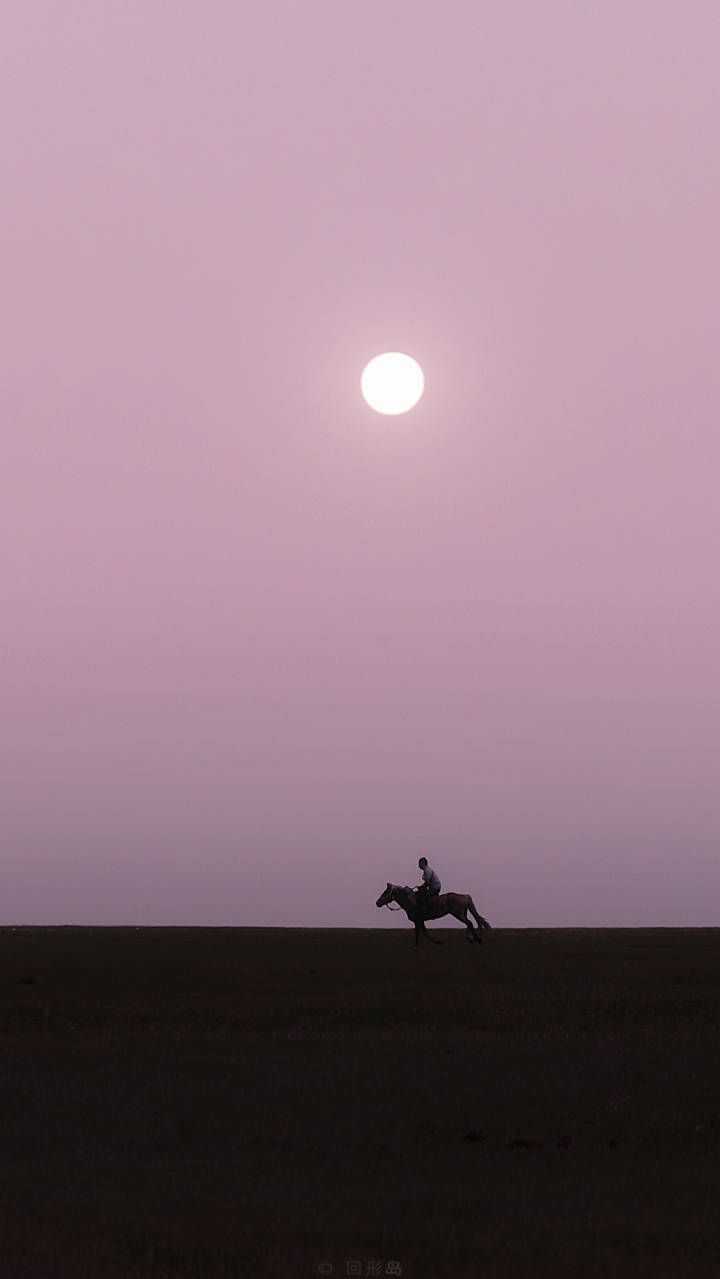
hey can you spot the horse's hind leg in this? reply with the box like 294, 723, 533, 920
459, 909, 475, 942
462, 910, 482, 943
468, 898, 491, 933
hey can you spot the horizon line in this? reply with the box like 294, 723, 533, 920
2, 922, 720, 930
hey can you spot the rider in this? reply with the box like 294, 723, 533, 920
415, 856, 441, 918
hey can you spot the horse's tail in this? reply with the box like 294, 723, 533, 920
468, 898, 491, 930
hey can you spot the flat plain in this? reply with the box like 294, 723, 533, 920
2, 924, 720, 1277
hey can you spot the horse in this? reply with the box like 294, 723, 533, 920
376, 882, 492, 946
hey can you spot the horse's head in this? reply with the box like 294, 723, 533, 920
376, 882, 395, 908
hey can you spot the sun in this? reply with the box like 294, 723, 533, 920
361, 352, 425, 415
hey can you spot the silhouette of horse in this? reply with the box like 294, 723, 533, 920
376, 883, 491, 946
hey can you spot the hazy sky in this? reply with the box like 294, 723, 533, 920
3, 2, 719, 925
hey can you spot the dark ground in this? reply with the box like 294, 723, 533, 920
2, 924, 720, 1277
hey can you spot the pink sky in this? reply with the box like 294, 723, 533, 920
3, 2, 719, 925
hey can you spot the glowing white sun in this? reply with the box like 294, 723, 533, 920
361, 352, 425, 415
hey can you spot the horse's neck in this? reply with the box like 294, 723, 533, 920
395, 886, 416, 911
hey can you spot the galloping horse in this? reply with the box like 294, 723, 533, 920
376, 882, 491, 946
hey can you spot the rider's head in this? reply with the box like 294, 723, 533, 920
418, 856, 427, 868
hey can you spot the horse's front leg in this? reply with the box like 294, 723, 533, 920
419, 917, 442, 946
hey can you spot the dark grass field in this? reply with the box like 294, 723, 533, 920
2, 924, 720, 1277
